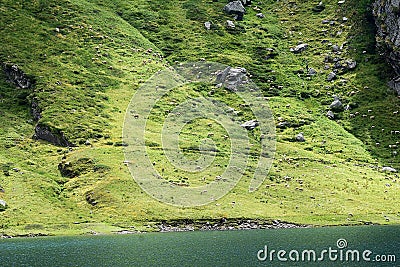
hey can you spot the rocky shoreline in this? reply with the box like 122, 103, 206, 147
0, 219, 310, 238
155, 218, 309, 233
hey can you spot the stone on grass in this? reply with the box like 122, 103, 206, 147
223, 1, 246, 21
308, 68, 317, 76
346, 60, 357, 70
215, 67, 248, 91
326, 110, 335, 119
0, 200, 7, 211
329, 95, 343, 111
226, 20, 235, 29
290, 43, 308, 54
256, 13, 264, 18
240, 120, 259, 130
382, 166, 397, 173
327, 72, 336, 81
295, 132, 305, 142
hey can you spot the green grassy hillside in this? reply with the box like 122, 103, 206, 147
0, 0, 399, 236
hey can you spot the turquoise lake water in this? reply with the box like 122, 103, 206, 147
0, 225, 399, 266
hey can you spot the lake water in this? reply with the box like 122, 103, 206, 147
0, 225, 399, 266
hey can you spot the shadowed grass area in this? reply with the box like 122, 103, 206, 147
0, 0, 399, 236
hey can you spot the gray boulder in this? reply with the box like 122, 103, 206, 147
223, 1, 246, 20
239, 0, 251, 5
327, 72, 336, 81
329, 95, 343, 111
295, 132, 306, 142
215, 67, 248, 91
204, 21, 211, 30
290, 43, 308, 54
308, 68, 317, 76
256, 13, 265, 18
382, 166, 397, 173
277, 122, 290, 129
240, 120, 259, 130
226, 20, 235, 29
0, 200, 7, 211
326, 110, 335, 119
346, 60, 357, 70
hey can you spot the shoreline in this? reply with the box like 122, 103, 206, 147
154, 218, 310, 233
0, 218, 382, 239
0, 218, 310, 239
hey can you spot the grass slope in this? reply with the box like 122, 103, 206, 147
0, 0, 399, 236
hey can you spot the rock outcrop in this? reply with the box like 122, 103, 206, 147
373, 0, 400, 94
215, 66, 248, 91
2, 63, 34, 89
34, 124, 72, 147
223, 1, 246, 20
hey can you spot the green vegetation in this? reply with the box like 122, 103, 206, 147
0, 0, 399, 236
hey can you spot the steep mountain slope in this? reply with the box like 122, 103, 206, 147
0, 0, 399, 236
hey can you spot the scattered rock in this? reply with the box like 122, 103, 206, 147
333, 61, 343, 70
312, 3, 325, 13
290, 43, 308, 54
0, 200, 7, 211
223, 1, 246, 21
256, 13, 265, 18
345, 60, 357, 70
295, 132, 306, 142
215, 66, 248, 91
329, 95, 343, 111
2, 63, 34, 89
326, 110, 335, 119
308, 68, 317, 76
226, 20, 235, 29
240, 120, 259, 130
238, 0, 252, 6
327, 72, 336, 82
382, 166, 397, 173
277, 122, 290, 129
332, 44, 340, 52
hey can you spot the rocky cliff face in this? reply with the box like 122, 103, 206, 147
373, 0, 400, 94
